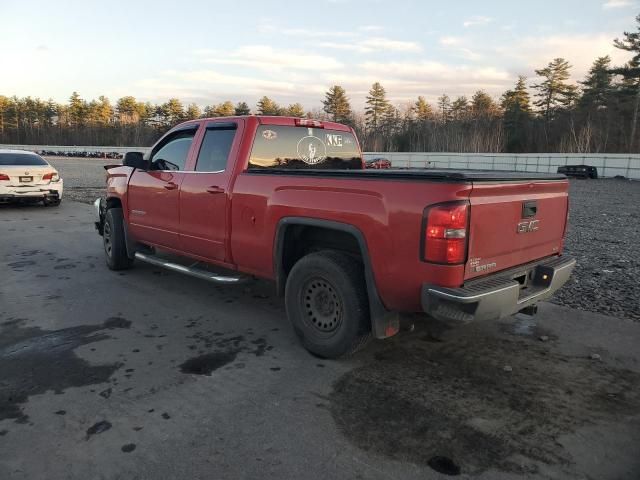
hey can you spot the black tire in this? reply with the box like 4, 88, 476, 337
285, 250, 371, 358
103, 208, 134, 270
43, 198, 61, 207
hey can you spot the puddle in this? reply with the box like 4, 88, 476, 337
86, 420, 112, 439
428, 456, 461, 476
180, 352, 238, 375
0, 317, 130, 423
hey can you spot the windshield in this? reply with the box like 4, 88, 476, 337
0, 153, 48, 166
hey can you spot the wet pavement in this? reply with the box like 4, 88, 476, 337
1, 201, 639, 479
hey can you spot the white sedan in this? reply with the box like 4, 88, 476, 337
0, 150, 63, 206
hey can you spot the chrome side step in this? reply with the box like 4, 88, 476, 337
134, 252, 246, 284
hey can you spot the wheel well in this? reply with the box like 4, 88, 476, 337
275, 218, 400, 339
106, 197, 122, 209
278, 224, 362, 292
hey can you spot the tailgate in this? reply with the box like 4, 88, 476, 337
465, 180, 569, 280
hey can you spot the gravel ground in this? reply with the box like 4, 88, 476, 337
47, 157, 640, 321
553, 178, 640, 321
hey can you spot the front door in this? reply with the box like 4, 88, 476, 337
127, 127, 197, 249
179, 122, 239, 262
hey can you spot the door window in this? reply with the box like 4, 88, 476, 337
195, 125, 237, 172
150, 130, 195, 171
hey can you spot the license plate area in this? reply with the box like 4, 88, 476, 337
19, 176, 33, 183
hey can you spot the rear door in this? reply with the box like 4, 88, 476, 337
465, 180, 569, 280
179, 121, 241, 262
127, 126, 198, 249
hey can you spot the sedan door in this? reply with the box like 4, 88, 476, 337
127, 126, 198, 250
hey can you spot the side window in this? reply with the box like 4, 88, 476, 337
150, 130, 195, 171
195, 126, 237, 172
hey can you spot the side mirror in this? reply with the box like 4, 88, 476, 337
123, 151, 149, 170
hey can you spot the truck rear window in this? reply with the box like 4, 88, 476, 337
249, 125, 362, 170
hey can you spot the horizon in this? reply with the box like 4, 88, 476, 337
1, 0, 638, 109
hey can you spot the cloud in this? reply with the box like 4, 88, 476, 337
439, 36, 463, 46
359, 25, 384, 32
463, 16, 493, 28
603, 0, 634, 8
319, 37, 421, 53
197, 46, 343, 71
499, 33, 632, 79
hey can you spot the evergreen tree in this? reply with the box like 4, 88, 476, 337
323, 85, 352, 123
532, 58, 578, 122
612, 15, 640, 149
68, 91, 88, 126
234, 101, 251, 115
451, 96, 470, 120
365, 82, 390, 130
185, 103, 201, 120
116, 96, 139, 124
286, 103, 305, 117
413, 96, 433, 121
471, 90, 497, 118
158, 98, 184, 127
92, 95, 113, 125
257, 96, 280, 115
579, 56, 613, 110
214, 101, 235, 117
437, 94, 452, 122
502, 76, 532, 152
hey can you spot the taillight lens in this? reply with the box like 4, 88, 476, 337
0, 173, 9, 181
423, 201, 469, 264
43, 172, 59, 181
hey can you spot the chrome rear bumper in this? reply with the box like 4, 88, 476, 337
422, 255, 576, 323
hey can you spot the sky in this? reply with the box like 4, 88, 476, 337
0, 0, 638, 111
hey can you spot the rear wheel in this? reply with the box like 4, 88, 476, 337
104, 208, 134, 270
285, 251, 371, 358
43, 197, 61, 207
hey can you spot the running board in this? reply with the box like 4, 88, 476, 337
134, 252, 246, 284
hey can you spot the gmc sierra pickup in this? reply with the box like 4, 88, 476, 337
95, 116, 575, 358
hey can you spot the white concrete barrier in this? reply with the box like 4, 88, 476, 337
364, 152, 640, 179
1, 144, 152, 156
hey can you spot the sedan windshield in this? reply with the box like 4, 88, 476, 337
0, 153, 48, 166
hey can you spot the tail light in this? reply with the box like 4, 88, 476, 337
43, 172, 59, 181
0, 173, 9, 181
295, 119, 324, 128
422, 201, 470, 264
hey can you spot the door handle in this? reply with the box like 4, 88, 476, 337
206, 186, 224, 194
164, 182, 178, 190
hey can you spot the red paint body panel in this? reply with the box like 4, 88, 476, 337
104, 116, 570, 314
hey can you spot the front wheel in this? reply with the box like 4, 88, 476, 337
285, 251, 371, 358
103, 208, 134, 270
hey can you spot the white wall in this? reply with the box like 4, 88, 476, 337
363, 152, 640, 179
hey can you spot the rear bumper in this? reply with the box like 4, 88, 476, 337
421, 255, 576, 323
0, 181, 64, 202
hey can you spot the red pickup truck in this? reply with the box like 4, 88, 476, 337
95, 116, 575, 358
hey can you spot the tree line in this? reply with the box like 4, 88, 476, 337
2, 17, 640, 153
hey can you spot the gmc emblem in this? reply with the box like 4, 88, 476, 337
517, 220, 540, 233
